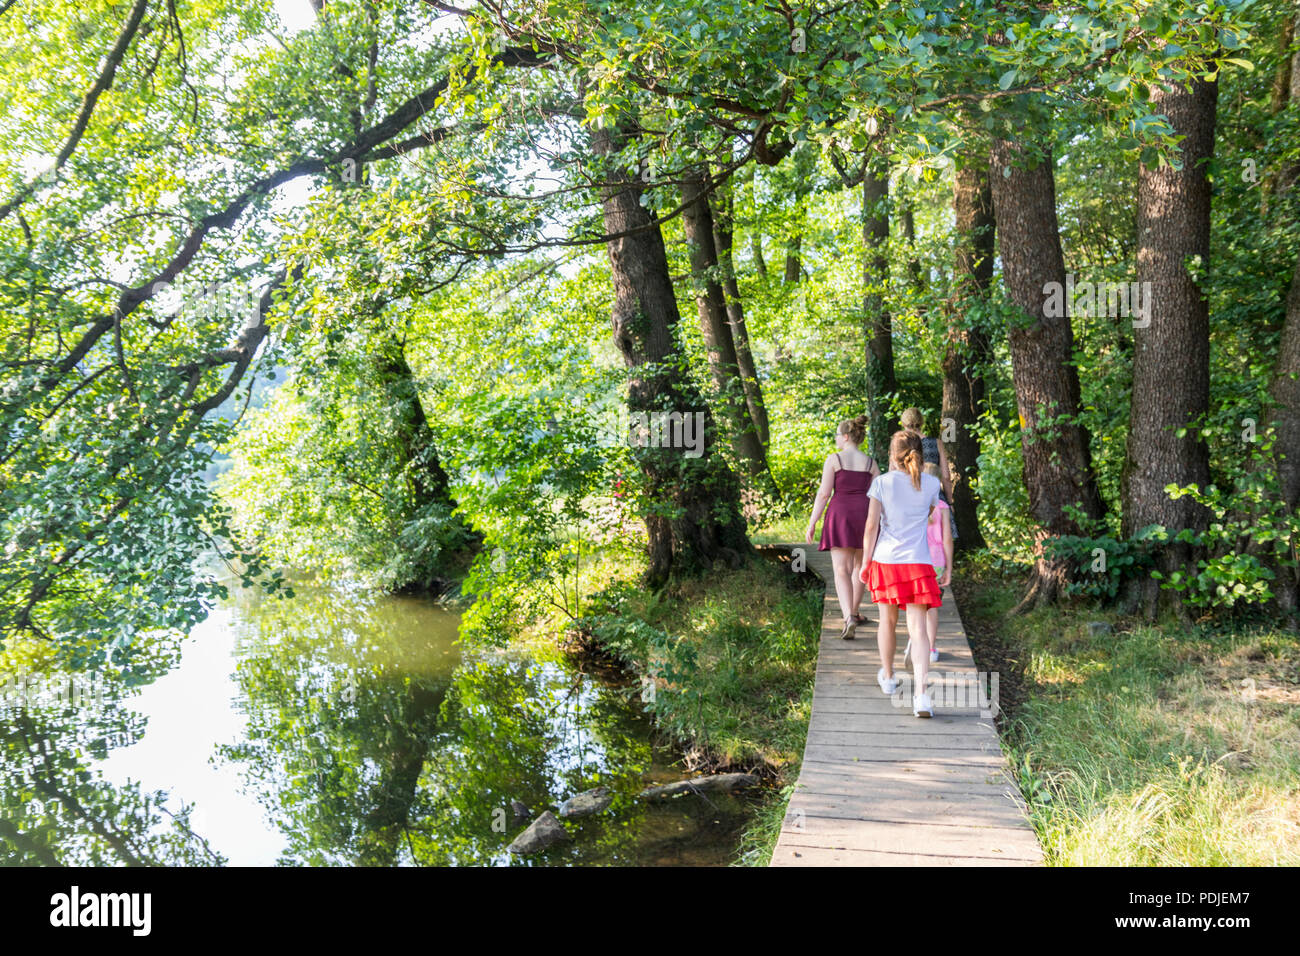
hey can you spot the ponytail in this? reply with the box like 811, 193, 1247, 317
889, 430, 924, 491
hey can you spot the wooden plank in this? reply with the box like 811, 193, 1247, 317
802, 745, 1005, 764
806, 717, 991, 735
773, 816, 1043, 859
805, 730, 1001, 749
770, 845, 1041, 867
786, 793, 1037, 830
798, 759, 1023, 788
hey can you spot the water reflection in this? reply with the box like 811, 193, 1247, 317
1, 584, 758, 866
1, 652, 224, 866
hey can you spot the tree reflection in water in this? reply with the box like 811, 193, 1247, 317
216, 584, 669, 865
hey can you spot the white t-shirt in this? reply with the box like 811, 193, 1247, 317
866, 471, 941, 565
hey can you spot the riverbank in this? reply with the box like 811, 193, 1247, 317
955, 554, 1300, 865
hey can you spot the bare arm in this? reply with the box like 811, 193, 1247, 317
805, 454, 837, 543
937, 440, 955, 503
862, 497, 882, 571
940, 508, 953, 586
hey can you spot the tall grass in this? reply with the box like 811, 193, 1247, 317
963, 560, 1300, 865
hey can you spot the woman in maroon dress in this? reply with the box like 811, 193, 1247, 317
805, 415, 880, 638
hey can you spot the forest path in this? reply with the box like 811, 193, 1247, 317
768, 545, 1044, 866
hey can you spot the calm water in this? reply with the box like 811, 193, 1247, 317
0, 584, 762, 866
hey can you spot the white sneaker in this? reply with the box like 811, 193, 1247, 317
913, 693, 933, 718
929, 647, 940, 664
877, 668, 898, 696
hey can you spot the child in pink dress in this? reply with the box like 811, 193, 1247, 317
922, 497, 953, 664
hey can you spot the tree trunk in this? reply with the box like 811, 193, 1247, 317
1270, 250, 1300, 615
1121, 77, 1217, 618
989, 137, 1107, 609
783, 235, 802, 283
376, 338, 455, 509
680, 170, 778, 502
374, 336, 482, 588
863, 165, 897, 462
1264, 11, 1300, 213
711, 181, 771, 448
898, 184, 924, 296
591, 126, 752, 587
752, 236, 768, 278
942, 155, 994, 550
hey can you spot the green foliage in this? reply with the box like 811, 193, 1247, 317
574, 561, 822, 767
1153, 432, 1299, 610
1044, 526, 1165, 601
970, 404, 1035, 561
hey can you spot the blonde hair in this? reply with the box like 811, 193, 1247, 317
839, 414, 868, 446
890, 430, 924, 491
900, 407, 924, 432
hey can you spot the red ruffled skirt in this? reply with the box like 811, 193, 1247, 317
861, 561, 942, 607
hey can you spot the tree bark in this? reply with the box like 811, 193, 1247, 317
1122, 77, 1217, 617
989, 137, 1107, 609
863, 165, 897, 462
942, 155, 994, 550
711, 181, 771, 448
591, 126, 752, 587
680, 170, 777, 501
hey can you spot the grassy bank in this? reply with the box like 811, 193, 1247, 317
956, 555, 1300, 865
556, 548, 823, 865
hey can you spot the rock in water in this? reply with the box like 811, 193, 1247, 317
507, 811, 569, 855
558, 786, 613, 819
638, 773, 760, 800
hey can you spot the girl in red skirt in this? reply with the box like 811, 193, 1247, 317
860, 430, 949, 717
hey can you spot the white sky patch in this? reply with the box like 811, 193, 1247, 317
273, 0, 318, 35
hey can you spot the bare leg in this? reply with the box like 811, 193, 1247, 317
926, 606, 939, 654
829, 548, 855, 625
849, 549, 865, 618
906, 604, 930, 693
876, 603, 899, 678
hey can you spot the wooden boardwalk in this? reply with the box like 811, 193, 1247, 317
770, 546, 1043, 867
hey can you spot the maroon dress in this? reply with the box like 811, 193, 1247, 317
818, 454, 873, 551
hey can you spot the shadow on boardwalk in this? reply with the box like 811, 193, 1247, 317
769, 545, 1044, 867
